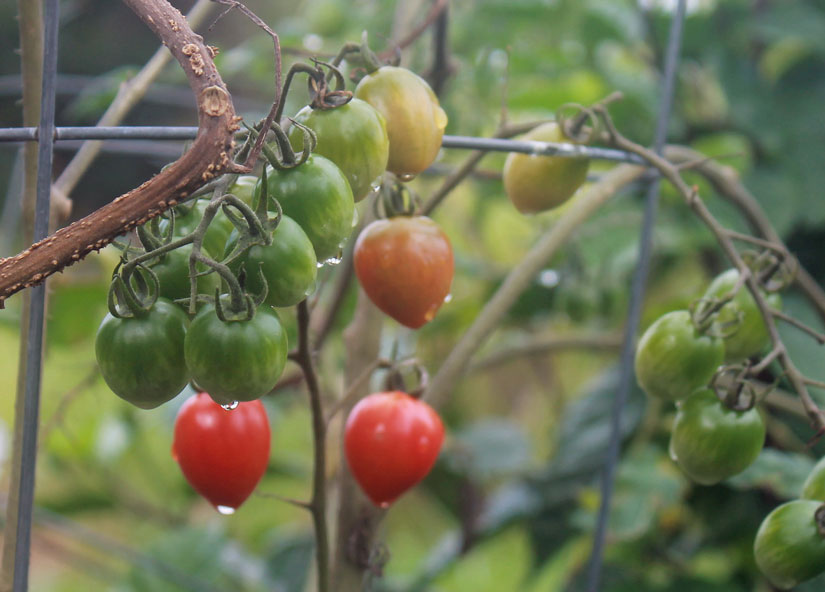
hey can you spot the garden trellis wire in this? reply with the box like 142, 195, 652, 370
0, 1, 687, 590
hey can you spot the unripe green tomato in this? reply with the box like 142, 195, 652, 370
158, 200, 234, 258
754, 500, 825, 589
668, 387, 765, 485
228, 175, 260, 207
290, 99, 389, 202
502, 122, 590, 214
702, 268, 782, 362
226, 215, 317, 308
355, 66, 447, 178
184, 303, 289, 404
95, 298, 190, 409
150, 244, 222, 303
634, 310, 725, 401
802, 456, 825, 501
254, 155, 354, 262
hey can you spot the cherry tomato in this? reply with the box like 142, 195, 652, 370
634, 310, 724, 401
158, 200, 234, 258
802, 456, 825, 500
255, 155, 354, 262
150, 244, 221, 303
172, 392, 270, 512
290, 98, 389, 202
502, 122, 590, 214
228, 175, 260, 207
702, 268, 782, 362
184, 303, 288, 404
344, 391, 445, 507
95, 298, 189, 409
354, 216, 454, 329
754, 500, 825, 589
226, 215, 317, 308
668, 387, 765, 485
354, 66, 447, 178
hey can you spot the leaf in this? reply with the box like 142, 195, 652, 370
727, 447, 816, 499
443, 419, 532, 481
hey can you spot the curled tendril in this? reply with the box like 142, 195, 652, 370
710, 364, 759, 412
555, 102, 600, 145
741, 248, 798, 293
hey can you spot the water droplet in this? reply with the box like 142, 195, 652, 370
216, 505, 236, 515
221, 401, 239, 410
538, 269, 560, 288
304, 279, 318, 297
370, 178, 383, 192
378, 501, 391, 510
316, 261, 325, 269
443, 293, 453, 304
398, 173, 417, 182
351, 208, 360, 228
322, 250, 343, 267
434, 106, 448, 130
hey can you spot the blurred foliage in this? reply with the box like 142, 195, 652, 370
1, 0, 825, 590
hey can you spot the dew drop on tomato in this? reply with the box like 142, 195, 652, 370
216, 505, 236, 515
221, 401, 239, 410
443, 293, 453, 304
398, 173, 417, 182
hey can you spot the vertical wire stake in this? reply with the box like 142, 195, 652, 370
14, 0, 59, 589
584, 1, 687, 590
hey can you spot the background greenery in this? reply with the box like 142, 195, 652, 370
1, 0, 824, 590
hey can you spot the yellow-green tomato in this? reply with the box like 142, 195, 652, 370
669, 387, 765, 485
755, 500, 825, 589
702, 268, 782, 362
502, 122, 590, 214
290, 99, 389, 202
355, 66, 447, 178
634, 310, 725, 401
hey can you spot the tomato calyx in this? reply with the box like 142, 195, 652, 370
374, 177, 419, 218
106, 259, 159, 319
383, 357, 430, 399
742, 247, 798, 293
709, 364, 759, 412
306, 59, 352, 110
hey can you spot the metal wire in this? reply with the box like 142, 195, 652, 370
584, 2, 687, 590
0, 127, 647, 164
14, 0, 59, 589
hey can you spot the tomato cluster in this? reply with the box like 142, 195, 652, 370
634, 268, 783, 486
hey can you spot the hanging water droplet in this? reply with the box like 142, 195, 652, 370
323, 249, 344, 267
221, 401, 239, 410
304, 278, 318, 297
316, 261, 325, 269
443, 293, 453, 304
378, 501, 391, 510
351, 207, 360, 228
216, 505, 236, 515
398, 173, 417, 182
434, 106, 448, 130
370, 178, 383, 192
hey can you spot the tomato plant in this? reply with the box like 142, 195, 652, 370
290, 98, 389, 202
255, 154, 354, 262
354, 66, 447, 178
353, 215, 454, 329
702, 268, 782, 362
668, 387, 765, 485
344, 391, 445, 507
226, 215, 317, 308
150, 244, 222, 303
754, 500, 825, 589
183, 303, 289, 404
95, 298, 190, 409
634, 310, 725, 401
502, 122, 590, 214
172, 392, 271, 512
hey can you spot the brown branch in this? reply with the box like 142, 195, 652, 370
0, 0, 238, 307
471, 333, 623, 371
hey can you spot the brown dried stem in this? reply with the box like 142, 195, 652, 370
0, 0, 239, 307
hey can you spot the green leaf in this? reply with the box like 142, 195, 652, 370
727, 447, 816, 499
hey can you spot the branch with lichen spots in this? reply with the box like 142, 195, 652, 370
0, 0, 238, 308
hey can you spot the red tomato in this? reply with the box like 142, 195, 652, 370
353, 216, 454, 329
172, 392, 270, 512
344, 391, 445, 507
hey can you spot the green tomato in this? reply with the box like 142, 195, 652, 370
502, 122, 590, 214
184, 303, 288, 404
254, 154, 354, 262
755, 500, 825, 589
634, 310, 725, 401
290, 99, 389, 202
150, 244, 222, 303
158, 200, 234, 258
228, 175, 260, 207
703, 268, 782, 362
802, 456, 825, 500
226, 215, 317, 307
669, 387, 765, 485
95, 298, 190, 409
354, 66, 447, 178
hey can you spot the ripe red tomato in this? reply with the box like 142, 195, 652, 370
353, 216, 453, 329
344, 391, 445, 507
172, 392, 271, 512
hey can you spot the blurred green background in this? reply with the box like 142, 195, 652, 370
1, 0, 825, 590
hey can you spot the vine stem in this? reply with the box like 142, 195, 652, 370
602, 121, 825, 433
293, 300, 330, 592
